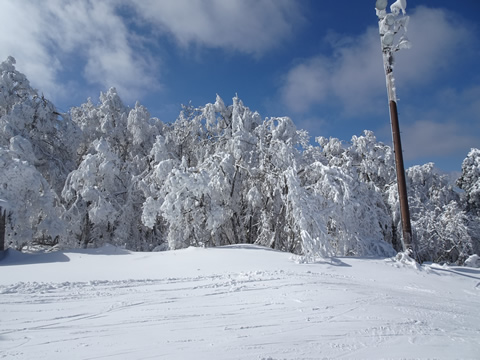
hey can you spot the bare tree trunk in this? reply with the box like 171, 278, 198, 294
0, 207, 6, 255
81, 212, 91, 249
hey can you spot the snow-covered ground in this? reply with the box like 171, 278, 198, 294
1, 244, 479, 359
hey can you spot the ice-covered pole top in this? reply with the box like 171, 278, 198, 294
376, 0, 407, 14
376, 0, 410, 54
375, 0, 388, 11
390, 0, 407, 16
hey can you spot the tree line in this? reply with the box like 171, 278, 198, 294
1, 56, 478, 263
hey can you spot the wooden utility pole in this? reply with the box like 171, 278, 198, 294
375, 0, 414, 255
389, 97, 413, 253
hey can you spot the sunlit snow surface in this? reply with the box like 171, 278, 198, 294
1, 244, 479, 359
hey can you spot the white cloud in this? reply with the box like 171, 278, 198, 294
49, 1, 159, 102
280, 26, 385, 115
400, 85, 480, 162
281, 6, 475, 115
0, 1, 60, 95
393, 7, 472, 85
0, 0, 159, 104
401, 120, 478, 160
281, 57, 332, 113
0, 0, 302, 105
129, 0, 303, 56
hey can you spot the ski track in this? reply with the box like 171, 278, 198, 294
1, 251, 480, 359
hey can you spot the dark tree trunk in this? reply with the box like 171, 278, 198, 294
0, 207, 6, 254
81, 212, 91, 249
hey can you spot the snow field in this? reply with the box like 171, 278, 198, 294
1, 245, 479, 359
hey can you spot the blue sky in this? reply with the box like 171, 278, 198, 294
1, 0, 479, 171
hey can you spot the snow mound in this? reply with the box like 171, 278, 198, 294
465, 254, 480, 268
384, 251, 421, 270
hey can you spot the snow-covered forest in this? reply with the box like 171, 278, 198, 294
1, 56, 479, 264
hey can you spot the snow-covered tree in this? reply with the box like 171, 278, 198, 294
62, 139, 122, 248
0, 56, 32, 117
64, 89, 165, 250
457, 148, 480, 216
405, 163, 474, 263
414, 201, 473, 264
0, 147, 64, 249
139, 96, 399, 259
349, 131, 396, 190
70, 88, 129, 161
0, 57, 80, 194
456, 149, 480, 255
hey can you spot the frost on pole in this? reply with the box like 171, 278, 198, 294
376, 0, 410, 102
390, 0, 407, 15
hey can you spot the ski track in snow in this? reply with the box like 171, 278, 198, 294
1, 246, 479, 359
